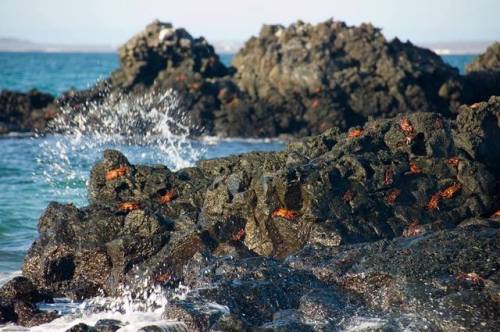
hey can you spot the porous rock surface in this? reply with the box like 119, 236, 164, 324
15, 97, 500, 330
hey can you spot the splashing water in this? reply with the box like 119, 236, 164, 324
34, 89, 205, 204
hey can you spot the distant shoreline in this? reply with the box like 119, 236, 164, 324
0, 37, 495, 55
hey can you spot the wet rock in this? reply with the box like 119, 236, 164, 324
66, 323, 98, 332
287, 225, 500, 331
454, 96, 500, 175
18, 103, 500, 328
229, 19, 467, 136
0, 89, 56, 134
94, 319, 123, 332
0, 276, 57, 326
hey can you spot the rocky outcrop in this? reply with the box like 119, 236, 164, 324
464, 42, 500, 102
467, 42, 500, 73
0, 89, 56, 134
1, 21, 498, 138
19, 98, 499, 329
0, 276, 57, 326
227, 20, 469, 136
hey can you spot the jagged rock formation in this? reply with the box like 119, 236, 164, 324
0, 277, 57, 326
0, 89, 56, 134
107, 20, 236, 134
467, 42, 500, 73
11, 98, 500, 329
1, 21, 498, 138
227, 20, 468, 136
464, 42, 500, 102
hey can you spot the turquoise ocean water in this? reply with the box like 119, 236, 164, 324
0, 52, 477, 278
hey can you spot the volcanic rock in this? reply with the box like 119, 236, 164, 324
467, 42, 500, 73
227, 19, 469, 136
0, 89, 56, 134
0, 277, 57, 326
464, 42, 500, 103
21, 97, 500, 308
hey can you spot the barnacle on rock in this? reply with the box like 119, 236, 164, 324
105, 166, 127, 181
272, 208, 298, 220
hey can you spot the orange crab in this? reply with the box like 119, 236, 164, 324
342, 189, 355, 203
160, 189, 176, 204
155, 272, 173, 284
310, 99, 320, 109
440, 183, 462, 199
470, 102, 482, 110
118, 202, 140, 212
403, 221, 423, 237
231, 228, 246, 241
456, 272, 484, 285
490, 210, 500, 218
105, 166, 127, 181
347, 128, 364, 139
272, 208, 298, 220
409, 162, 422, 174
434, 117, 444, 130
386, 189, 401, 204
447, 156, 460, 169
399, 118, 414, 136
427, 193, 442, 211
384, 169, 395, 185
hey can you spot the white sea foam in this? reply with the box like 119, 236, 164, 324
34, 89, 205, 203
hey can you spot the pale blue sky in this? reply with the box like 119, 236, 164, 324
0, 0, 498, 45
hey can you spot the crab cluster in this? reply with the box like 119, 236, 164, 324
427, 183, 462, 211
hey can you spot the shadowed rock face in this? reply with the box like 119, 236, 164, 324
0, 277, 57, 327
464, 42, 500, 103
0, 89, 56, 134
467, 42, 500, 73
19, 98, 499, 319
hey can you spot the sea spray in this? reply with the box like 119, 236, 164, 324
33, 89, 205, 204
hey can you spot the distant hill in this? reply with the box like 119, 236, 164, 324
0, 37, 116, 52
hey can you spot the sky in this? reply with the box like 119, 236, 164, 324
0, 0, 499, 45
